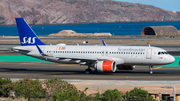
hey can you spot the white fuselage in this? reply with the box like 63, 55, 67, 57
13, 44, 175, 66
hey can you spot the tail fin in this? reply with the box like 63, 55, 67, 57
15, 18, 46, 46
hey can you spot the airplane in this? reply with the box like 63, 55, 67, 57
12, 18, 175, 74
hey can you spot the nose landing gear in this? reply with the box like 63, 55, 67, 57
149, 66, 153, 74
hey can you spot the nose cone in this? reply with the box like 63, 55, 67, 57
168, 55, 175, 64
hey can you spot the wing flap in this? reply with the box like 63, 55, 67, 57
54, 56, 113, 61
54, 56, 97, 61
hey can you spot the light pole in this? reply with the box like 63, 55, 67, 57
161, 86, 176, 101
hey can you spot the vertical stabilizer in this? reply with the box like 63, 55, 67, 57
15, 18, 46, 46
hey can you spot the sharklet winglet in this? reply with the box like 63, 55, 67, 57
102, 40, 107, 46
35, 44, 47, 56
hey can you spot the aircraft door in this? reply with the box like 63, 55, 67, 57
146, 48, 152, 59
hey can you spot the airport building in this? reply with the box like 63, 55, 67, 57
141, 26, 179, 36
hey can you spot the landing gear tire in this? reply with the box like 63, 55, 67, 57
85, 69, 92, 74
150, 70, 153, 74
149, 66, 153, 74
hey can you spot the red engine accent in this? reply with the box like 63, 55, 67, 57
117, 65, 135, 70
102, 61, 113, 72
95, 60, 116, 72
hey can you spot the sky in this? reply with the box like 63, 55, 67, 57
115, 0, 180, 12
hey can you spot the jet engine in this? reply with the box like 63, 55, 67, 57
94, 60, 116, 72
117, 65, 135, 70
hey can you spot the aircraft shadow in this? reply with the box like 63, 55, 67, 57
0, 68, 168, 75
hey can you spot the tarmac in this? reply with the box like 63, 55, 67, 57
0, 61, 180, 94
0, 59, 180, 80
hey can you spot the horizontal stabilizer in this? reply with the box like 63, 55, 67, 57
12, 46, 31, 52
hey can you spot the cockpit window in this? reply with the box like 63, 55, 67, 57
158, 52, 169, 55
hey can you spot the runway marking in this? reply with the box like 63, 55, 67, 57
0, 51, 14, 53
58, 65, 77, 66
0, 70, 10, 71
153, 67, 162, 69
1, 62, 78, 67
20, 63, 34, 64
0, 73, 180, 80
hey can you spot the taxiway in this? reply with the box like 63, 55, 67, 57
0, 61, 180, 80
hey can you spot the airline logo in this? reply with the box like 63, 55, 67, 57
56, 47, 66, 50
21, 37, 36, 44
118, 48, 145, 52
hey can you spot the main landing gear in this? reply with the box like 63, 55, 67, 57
85, 65, 93, 74
85, 69, 92, 74
149, 66, 153, 74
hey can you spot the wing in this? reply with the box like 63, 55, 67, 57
54, 56, 113, 61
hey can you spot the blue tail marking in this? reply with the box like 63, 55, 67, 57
102, 40, 107, 46
15, 18, 46, 46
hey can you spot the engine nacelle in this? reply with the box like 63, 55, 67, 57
117, 65, 135, 70
94, 60, 116, 72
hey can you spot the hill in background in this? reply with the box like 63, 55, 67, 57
0, 0, 180, 25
